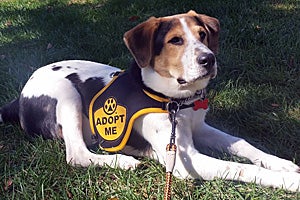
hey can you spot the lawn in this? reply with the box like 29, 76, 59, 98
0, 0, 299, 199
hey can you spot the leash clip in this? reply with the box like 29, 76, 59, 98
166, 101, 179, 145
166, 101, 180, 114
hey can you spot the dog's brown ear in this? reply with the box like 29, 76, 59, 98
123, 17, 160, 68
187, 10, 220, 54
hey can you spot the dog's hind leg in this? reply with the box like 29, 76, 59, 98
57, 87, 140, 170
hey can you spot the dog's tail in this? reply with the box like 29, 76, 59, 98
0, 98, 20, 124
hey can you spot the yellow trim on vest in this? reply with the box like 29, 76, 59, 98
89, 75, 119, 134
101, 107, 168, 152
143, 90, 170, 103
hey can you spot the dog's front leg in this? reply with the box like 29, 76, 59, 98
137, 113, 300, 191
175, 144, 300, 192
173, 121, 300, 192
57, 92, 140, 170
192, 117, 300, 173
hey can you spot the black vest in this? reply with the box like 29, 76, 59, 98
89, 71, 169, 152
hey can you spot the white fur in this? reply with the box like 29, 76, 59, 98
141, 67, 192, 98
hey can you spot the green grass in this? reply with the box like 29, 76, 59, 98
0, 0, 299, 199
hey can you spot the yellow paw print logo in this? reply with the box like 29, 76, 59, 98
104, 97, 117, 115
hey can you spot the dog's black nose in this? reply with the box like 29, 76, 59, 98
197, 53, 215, 70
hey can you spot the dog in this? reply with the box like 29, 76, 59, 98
1, 10, 299, 192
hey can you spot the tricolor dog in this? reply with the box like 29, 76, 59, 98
1, 11, 299, 192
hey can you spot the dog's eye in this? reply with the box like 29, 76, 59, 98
168, 37, 183, 45
199, 31, 206, 41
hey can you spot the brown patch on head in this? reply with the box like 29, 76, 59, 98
123, 17, 160, 68
183, 16, 210, 47
187, 10, 220, 53
152, 18, 186, 77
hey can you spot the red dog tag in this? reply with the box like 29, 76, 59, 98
193, 99, 209, 111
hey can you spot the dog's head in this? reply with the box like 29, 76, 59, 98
124, 10, 220, 98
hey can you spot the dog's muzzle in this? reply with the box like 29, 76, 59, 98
177, 53, 216, 85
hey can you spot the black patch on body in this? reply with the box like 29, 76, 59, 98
65, 73, 81, 85
0, 98, 20, 123
52, 65, 62, 71
65, 73, 106, 116
19, 95, 60, 139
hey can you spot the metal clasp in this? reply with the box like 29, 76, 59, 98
166, 101, 180, 113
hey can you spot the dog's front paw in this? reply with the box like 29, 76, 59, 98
277, 171, 300, 192
115, 154, 141, 170
255, 154, 300, 172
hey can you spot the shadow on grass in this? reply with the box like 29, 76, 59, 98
0, 0, 299, 163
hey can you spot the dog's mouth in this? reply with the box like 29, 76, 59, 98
177, 78, 188, 85
177, 72, 215, 85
